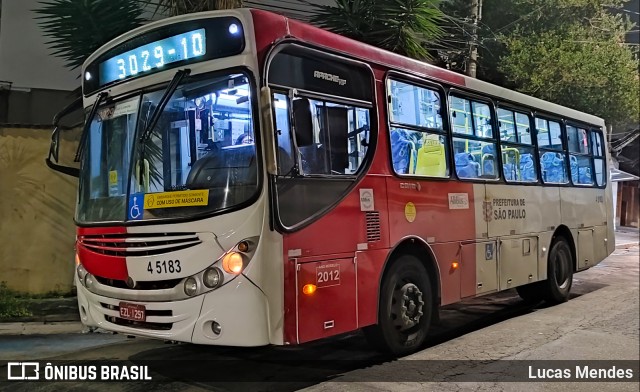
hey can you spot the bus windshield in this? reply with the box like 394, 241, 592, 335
77, 72, 258, 223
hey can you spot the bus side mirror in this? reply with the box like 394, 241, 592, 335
45, 97, 83, 178
260, 86, 277, 175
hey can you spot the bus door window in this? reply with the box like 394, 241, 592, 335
449, 96, 498, 180
272, 93, 295, 175
291, 96, 369, 176
498, 107, 537, 182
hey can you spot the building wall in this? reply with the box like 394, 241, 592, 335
0, 0, 78, 91
617, 181, 640, 228
0, 126, 78, 294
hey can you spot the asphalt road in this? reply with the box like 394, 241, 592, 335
0, 240, 638, 391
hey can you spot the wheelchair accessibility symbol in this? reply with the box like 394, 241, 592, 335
128, 193, 144, 220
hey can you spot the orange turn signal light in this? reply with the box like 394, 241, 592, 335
222, 252, 244, 274
302, 284, 317, 295
451, 261, 460, 270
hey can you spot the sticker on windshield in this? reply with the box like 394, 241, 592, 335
144, 190, 209, 209
128, 193, 144, 220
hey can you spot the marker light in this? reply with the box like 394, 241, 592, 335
237, 241, 250, 253
228, 23, 239, 35
222, 252, 244, 274
302, 284, 317, 295
75, 253, 81, 266
451, 262, 460, 270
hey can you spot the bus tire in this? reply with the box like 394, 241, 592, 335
363, 255, 432, 356
542, 237, 574, 304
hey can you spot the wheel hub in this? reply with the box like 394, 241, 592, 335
392, 283, 424, 331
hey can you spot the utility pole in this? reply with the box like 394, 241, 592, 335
467, 0, 482, 78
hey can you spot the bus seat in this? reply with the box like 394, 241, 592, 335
541, 152, 565, 182
570, 155, 579, 184
579, 167, 592, 184
519, 153, 536, 181
481, 144, 495, 177
391, 130, 414, 174
186, 144, 257, 190
501, 147, 520, 181
415, 135, 446, 176
455, 152, 479, 179
503, 163, 516, 181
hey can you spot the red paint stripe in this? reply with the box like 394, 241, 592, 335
76, 227, 128, 281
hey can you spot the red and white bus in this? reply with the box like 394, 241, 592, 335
47, 8, 615, 355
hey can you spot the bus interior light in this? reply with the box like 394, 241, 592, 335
302, 284, 317, 295
222, 252, 244, 274
228, 23, 239, 35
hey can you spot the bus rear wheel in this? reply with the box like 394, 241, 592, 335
543, 237, 573, 303
516, 237, 573, 304
363, 255, 432, 356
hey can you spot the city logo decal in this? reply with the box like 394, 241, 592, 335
484, 198, 527, 222
483, 201, 493, 222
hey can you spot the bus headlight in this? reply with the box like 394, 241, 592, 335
184, 277, 198, 296
203, 267, 223, 288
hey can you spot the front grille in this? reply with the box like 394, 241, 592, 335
78, 232, 201, 257
95, 276, 182, 290
366, 211, 381, 242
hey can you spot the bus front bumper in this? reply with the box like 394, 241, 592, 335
76, 274, 271, 346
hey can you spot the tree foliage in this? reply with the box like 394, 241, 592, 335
141, 0, 243, 17
475, 0, 639, 129
35, 0, 146, 70
303, 0, 445, 61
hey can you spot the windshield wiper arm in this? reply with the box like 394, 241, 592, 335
74, 91, 108, 162
139, 69, 191, 144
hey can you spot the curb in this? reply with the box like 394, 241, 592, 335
0, 321, 84, 336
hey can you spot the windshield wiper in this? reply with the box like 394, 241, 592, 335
139, 69, 191, 144
74, 91, 108, 162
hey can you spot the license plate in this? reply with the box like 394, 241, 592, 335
119, 302, 146, 322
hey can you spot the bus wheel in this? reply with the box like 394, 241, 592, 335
363, 255, 432, 356
543, 237, 573, 304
